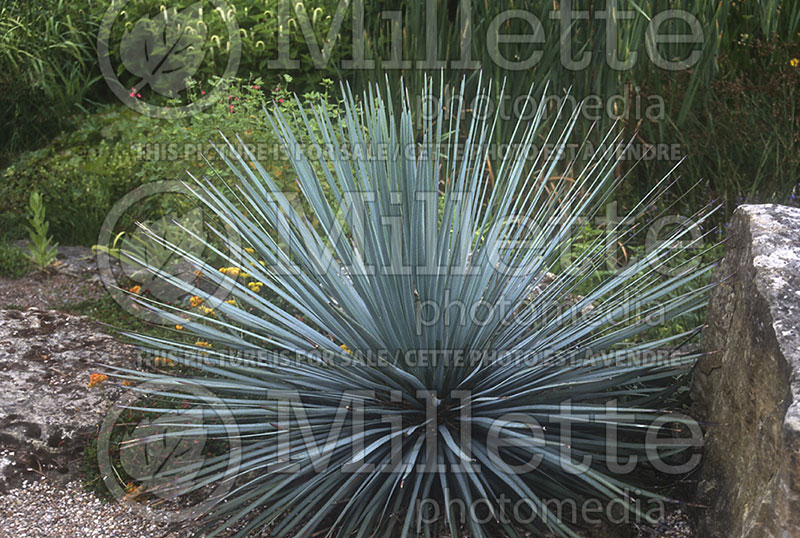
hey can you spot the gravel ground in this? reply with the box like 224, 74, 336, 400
0, 476, 694, 538
631, 507, 694, 537
0, 478, 192, 538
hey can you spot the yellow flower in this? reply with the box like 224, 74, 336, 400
247, 281, 263, 292
189, 295, 203, 307
791, 58, 800, 68
200, 306, 216, 316
245, 247, 255, 254
129, 285, 141, 294
225, 299, 236, 305
175, 324, 184, 330
194, 341, 212, 348
88, 373, 109, 388
219, 266, 242, 278
340, 344, 353, 355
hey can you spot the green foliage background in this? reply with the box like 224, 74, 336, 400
0, 0, 798, 244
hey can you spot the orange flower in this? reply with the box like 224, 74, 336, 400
122, 380, 133, 386
194, 341, 212, 348
124, 484, 143, 500
154, 357, 175, 367
189, 295, 203, 307
175, 324, 184, 330
129, 285, 141, 294
88, 373, 108, 388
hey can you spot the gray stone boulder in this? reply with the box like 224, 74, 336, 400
692, 204, 800, 537
0, 307, 139, 492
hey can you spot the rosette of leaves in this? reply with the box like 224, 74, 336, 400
109, 77, 717, 538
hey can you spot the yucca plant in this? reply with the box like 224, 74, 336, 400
105, 77, 717, 537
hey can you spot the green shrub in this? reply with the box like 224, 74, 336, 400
0, 113, 142, 245
0, 240, 29, 278
0, 76, 337, 245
